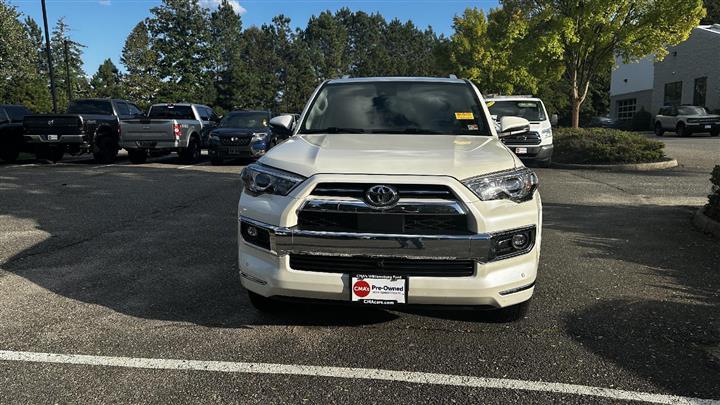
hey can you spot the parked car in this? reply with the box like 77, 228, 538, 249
486, 96, 556, 167
0, 104, 33, 163
586, 115, 620, 129
654, 105, 720, 137
238, 77, 541, 321
22, 99, 143, 163
208, 110, 281, 165
119, 103, 218, 164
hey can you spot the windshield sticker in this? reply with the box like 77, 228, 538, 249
467, 124, 479, 131
517, 102, 538, 108
455, 112, 474, 120
486, 101, 495, 107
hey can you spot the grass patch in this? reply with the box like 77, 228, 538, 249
553, 127, 666, 165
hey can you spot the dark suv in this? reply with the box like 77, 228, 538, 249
208, 110, 285, 165
0, 105, 33, 163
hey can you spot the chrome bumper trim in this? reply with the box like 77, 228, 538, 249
239, 217, 535, 262
299, 197, 466, 215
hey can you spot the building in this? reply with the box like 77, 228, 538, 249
610, 24, 720, 122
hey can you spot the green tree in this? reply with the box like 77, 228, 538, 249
504, 0, 706, 127
51, 18, 88, 111
121, 21, 160, 109
90, 59, 124, 98
238, 25, 282, 109
304, 11, 350, 80
147, 0, 212, 103
282, 33, 319, 112
209, 0, 244, 111
385, 19, 441, 77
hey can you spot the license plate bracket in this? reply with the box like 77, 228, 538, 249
351, 274, 407, 305
47, 135, 58, 141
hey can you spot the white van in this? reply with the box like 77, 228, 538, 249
486, 96, 556, 167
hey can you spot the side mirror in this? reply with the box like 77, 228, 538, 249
498, 116, 531, 137
550, 114, 558, 126
269, 115, 295, 133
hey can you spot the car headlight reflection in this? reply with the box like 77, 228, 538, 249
241, 164, 306, 196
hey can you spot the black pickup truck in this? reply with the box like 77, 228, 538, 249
23, 98, 144, 163
0, 105, 33, 163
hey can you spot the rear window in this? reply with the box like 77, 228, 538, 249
148, 105, 195, 120
4, 106, 30, 121
300, 81, 490, 136
67, 100, 114, 115
488, 100, 546, 122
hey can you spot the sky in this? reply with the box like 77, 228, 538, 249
10, 0, 499, 75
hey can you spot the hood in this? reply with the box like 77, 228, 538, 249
211, 127, 267, 137
260, 134, 518, 179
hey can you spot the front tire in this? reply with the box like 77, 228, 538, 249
676, 123, 689, 137
654, 122, 664, 137
93, 135, 118, 164
247, 291, 283, 313
128, 149, 147, 164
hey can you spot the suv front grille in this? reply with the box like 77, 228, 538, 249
289, 254, 475, 277
311, 183, 453, 199
297, 211, 469, 235
501, 131, 541, 145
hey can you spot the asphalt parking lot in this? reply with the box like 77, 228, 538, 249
1, 135, 719, 404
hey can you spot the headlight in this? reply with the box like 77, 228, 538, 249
462, 168, 539, 203
252, 132, 269, 141
241, 164, 305, 196
540, 128, 552, 138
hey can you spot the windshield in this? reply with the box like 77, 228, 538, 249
67, 100, 114, 115
300, 81, 489, 135
678, 106, 708, 116
148, 105, 195, 120
220, 112, 269, 128
488, 100, 546, 122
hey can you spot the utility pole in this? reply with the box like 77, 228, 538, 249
63, 40, 72, 102
41, 0, 57, 113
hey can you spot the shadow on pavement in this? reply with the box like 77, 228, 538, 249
544, 202, 720, 397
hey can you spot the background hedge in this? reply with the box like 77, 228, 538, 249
706, 165, 720, 222
553, 128, 666, 164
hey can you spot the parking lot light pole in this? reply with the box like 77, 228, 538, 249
41, 0, 58, 113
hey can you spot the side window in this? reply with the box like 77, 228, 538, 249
0, 108, 8, 124
197, 107, 210, 121
209, 109, 220, 123
115, 102, 131, 116
128, 104, 143, 116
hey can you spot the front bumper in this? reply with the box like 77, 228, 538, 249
209, 138, 267, 158
238, 174, 542, 308
506, 144, 553, 161
686, 123, 720, 132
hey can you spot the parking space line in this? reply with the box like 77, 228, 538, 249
0, 350, 716, 404
177, 162, 209, 169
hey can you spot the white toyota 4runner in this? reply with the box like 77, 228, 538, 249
238, 77, 542, 320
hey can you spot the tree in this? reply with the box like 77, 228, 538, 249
90, 59, 123, 98
51, 18, 88, 110
208, 0, 244, 111
147, 0, 212, 103
121, 21, 160, 109
238, 25, 282, 109
282, 31, 319, 112
504, 0, 706, 127
304, 11, 350, 80
702, 0, 720, 23
0, 2, 51, 112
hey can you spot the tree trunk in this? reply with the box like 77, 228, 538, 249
571, 96, 582, 128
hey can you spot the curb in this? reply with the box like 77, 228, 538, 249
693, 207, 720, 239
551, 158, 678, 171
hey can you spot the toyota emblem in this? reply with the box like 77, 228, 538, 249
231, 137, 238, 142
365, 185, 400, 208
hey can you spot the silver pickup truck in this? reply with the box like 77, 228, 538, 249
119, 103, 218, 164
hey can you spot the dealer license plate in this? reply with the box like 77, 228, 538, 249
515, 147, 528, 154
351, 275, 407, 305
47, 135, 58, 141
705, 125, 712, 129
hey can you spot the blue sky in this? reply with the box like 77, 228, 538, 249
11, 0, 499, 75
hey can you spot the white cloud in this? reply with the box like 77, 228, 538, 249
199, 0, 246, 15
98, 0, 111, 5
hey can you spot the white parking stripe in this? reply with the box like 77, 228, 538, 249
0, 350, 716, 404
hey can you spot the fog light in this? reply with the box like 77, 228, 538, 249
247, 226, 258, 237
512, 233, 529, 249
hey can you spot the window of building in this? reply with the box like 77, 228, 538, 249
617, 98, 637, 121
693, 77, 707, 106
664, 81, 683, 106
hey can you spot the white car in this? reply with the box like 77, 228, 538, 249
238, 77, 542, 320
486, 96, 555, 167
